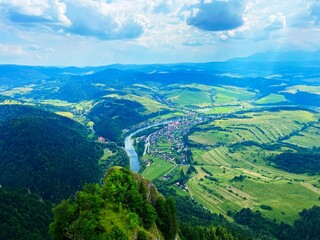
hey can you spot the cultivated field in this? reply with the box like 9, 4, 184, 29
189, 110, 317, 146
165, 109, 320, 223
255, 93, 288, 105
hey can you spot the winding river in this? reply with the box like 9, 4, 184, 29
124, 120, 176, 173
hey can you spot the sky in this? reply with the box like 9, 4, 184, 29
0, 0, 319, 66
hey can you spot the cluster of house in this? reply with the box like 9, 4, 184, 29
146, 116, 203, 164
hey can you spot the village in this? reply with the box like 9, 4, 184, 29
141, 114, 204, 165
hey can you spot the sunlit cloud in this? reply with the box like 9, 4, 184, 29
0, 0, 319, 65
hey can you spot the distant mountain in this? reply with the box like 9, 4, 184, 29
228, 50, 320, 63
0, 65, 108, 87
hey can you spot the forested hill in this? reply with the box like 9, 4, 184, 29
0, 188, 53, 240
50, 167, 175, 240
0, 104, 103, 202
50, 167, 239, 240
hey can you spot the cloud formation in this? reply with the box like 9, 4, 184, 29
0, 0, 320, 65
0, 0, 145, 40
187, 0, 244, 31
0, 44, 26, 56
310, 2, 320, 24
265, 12, 286, 30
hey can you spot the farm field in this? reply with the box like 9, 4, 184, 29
1, 86, 34, 97
163, 88, 212, 107
189, 110, 317, 146
105, 93, 169, 113
211, 86, 256, 106
188, 144, 320, 224
141, 156, 175, 180
284, 123, 320, 148
141, 107, 319, 224
255, 93, 288, 104
281, 85, 320, 95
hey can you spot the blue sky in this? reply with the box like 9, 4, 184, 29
0, 0, 319, 66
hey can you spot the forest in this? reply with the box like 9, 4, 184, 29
271, 150, 320, 175
88, 98, 147, 144
0, 105, 103, 202
49, 167, 178, 240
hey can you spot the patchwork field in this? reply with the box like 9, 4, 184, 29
284, 122, 320, 148
188, 143, 320, 224
159, 84, 256, 109
189, 110, 317, 146
172, 109, 320, 223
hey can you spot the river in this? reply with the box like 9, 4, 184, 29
124, 120, 176, 172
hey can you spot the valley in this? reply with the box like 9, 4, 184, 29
0, 61, 319, 239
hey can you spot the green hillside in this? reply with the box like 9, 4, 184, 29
0, 188, 52, 240
0, 105, 103, 202
50, 167, 176, 240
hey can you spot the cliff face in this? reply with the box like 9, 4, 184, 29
50, 167, 178, 240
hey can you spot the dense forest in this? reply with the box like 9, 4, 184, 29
0, 105, 103, 202
234, 206, 320, 240
0, 188, 52, 240
50, 167, 177, 240
89, 99, 146, 144
271, 150, 320, 175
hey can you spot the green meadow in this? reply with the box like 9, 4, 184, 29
105, 93, 170, 113
188, 143, 320, 224
141, 156, 175, 180
281, 85, 320, 95
255, 93, 288, 105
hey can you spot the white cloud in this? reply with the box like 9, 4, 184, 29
265, 12, 286, 30
0, 44, 26, 55
0, 0, 320, 65
0, 0, 146, 40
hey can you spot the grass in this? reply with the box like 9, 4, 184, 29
164, 89, 212, 107
38, 99, 73, 107
105, 94, 169, 113
55, 111, 74, 118
0, 99, 23, 105
284, 123, 320, 148
189, 130, 242, 146
141, 156, 175, 180
1, 86, 34, 97
281, 85, 320, 95
212, 86, 256, 106
169, 83, 214, 91
184, 109, 320, 223
202, 106, 243, 114
206, 110, 318, 145
188, 144, 320, 224
99, 149, 113, 162
255, 94, 288, 104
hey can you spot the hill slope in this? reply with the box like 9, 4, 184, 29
0, 105, 103, 202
